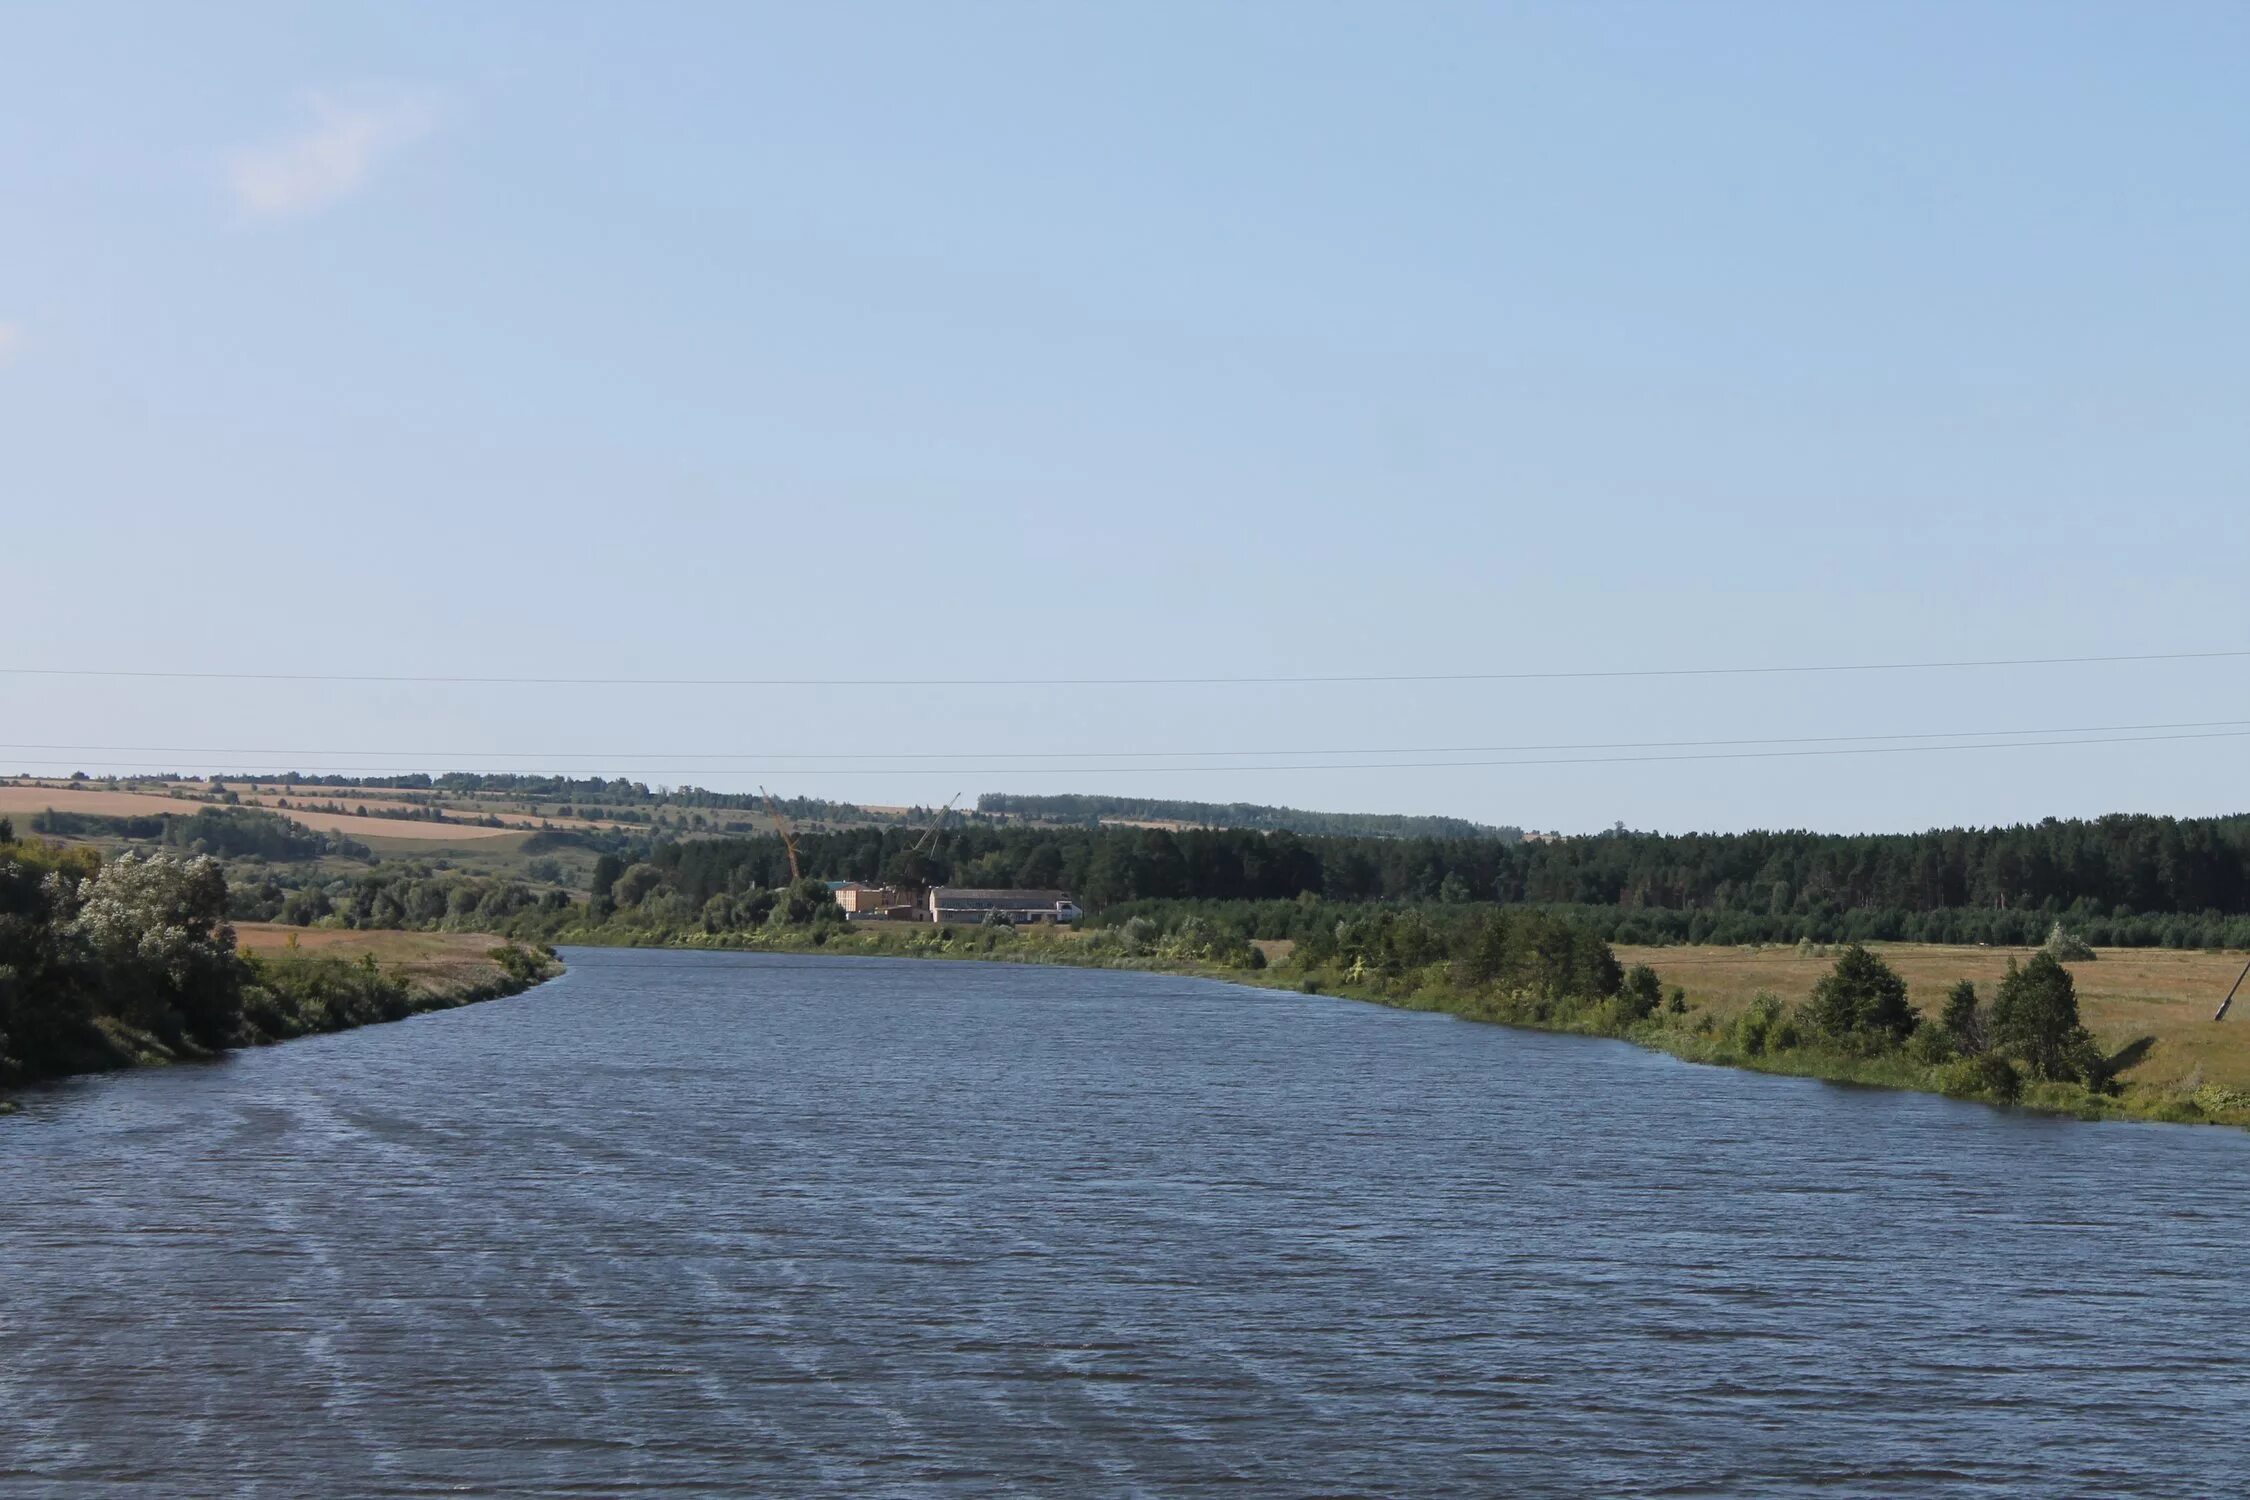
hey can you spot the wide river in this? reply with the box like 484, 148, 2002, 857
5, 948, 2249, 1496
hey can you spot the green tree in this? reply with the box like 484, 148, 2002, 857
589, 852, 626, 919
67, 853, 244, 1050
1803, 944, 1915, 1043
1990, 953, 2096, 1081
609, 863, 665, 908
1620, 963, 1663, 1020
1940, 979, 1986, 1054
773, 876, 840, 926
1014, 843, 1065, 889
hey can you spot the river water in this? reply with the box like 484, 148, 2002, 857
4, 947, 2248, 1496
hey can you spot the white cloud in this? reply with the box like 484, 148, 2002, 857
229, 93, 435, 219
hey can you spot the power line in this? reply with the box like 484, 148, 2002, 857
10, 727, 2249, 776
4, 647, 2247, 690
4, 717, 2249, 764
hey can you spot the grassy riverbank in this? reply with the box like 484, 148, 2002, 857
2, 927, 558, 1108
557, 918, 2250, 1131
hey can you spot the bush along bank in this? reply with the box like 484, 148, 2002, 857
1269, 915, 2245, 1128
234, 943, 561, 1050
1207, 909, 2222, 1126
0, 824, 560, 1101
544, 888, 2245, 1130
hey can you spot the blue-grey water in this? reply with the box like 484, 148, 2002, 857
5, 947, 2249, 1497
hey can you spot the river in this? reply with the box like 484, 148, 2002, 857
4, 947, 2248, 1495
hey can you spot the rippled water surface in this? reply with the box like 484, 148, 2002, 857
6, 947, 2250, 1496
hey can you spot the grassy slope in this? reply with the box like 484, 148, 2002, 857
1616, 942, 2250, 1093
235, 923, 546, 994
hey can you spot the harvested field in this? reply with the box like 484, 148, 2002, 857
231, 788, 632, 832
1617, 942, 2250, 1093
0, 785, 517, 842
0, 786, 209, 819
235, 924, 526, 992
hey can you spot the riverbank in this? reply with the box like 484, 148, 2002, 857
558, 922, 2250, 1130
0, 930, 560, 1109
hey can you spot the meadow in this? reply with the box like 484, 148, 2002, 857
1616, 942, 2250, 1093
234, 922, 539, 997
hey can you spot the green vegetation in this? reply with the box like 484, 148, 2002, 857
23, 776, 2250, 949
976, 792, 1522, 841
32, 804, 373, 861
16, 784, 2250, 1128
0, 822, 556, 1092
288, 812, 2250, 952
237, 947, 552, 1045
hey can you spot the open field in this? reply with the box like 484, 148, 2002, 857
235, 923, 527, 991
226, 785, 635, 832
1618, 942, 2250, 1093
0, 785, 521, 842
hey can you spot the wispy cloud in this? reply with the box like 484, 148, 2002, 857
229, 92, 436, 219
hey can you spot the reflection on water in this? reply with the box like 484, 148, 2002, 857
5, 947, 2248, 1496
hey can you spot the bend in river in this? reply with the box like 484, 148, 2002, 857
5, 947, 2248, 1496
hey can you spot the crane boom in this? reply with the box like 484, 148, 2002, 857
910, 793, 964, 857
759, 786, 802, 881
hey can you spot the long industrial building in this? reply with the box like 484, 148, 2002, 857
926, 887, 1082, 925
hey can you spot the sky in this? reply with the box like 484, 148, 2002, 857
4, 2, 2246, 835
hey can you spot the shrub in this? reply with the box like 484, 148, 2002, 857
1990, 953, 2095, 1081
1803, 944, 1915, 1043
1939, 979, 1986, 1054
1620, 964, 1663, 1021
1907, 1024, 1959, 1065
771, 877, 841, 927
488, 944, 550, 984
1119, 916, 1159, 956
1941, 1052, 2022, 1103
2041, 922, 2097, 962
1734, 992, 1796, 1056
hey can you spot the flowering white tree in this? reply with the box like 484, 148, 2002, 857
67, 853, 242, 1048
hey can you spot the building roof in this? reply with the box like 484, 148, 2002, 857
929, 888, 1072, 903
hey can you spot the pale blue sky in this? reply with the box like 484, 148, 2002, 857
4, 2, 2245, 833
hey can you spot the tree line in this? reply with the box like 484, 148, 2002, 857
975, 793, 1522, 841
134, 806, 2250, 954
31, 805, 374, 862
556, 811, 2250, 942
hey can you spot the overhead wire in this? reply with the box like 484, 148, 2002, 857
8, 727, 2249, 776
3, 717, 2249, 765
3, 646, 2247, 689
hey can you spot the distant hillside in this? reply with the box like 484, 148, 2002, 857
977, 793, 1522, 842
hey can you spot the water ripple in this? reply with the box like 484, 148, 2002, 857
4, 947, 2249, 1496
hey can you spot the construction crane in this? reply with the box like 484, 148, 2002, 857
910, 793, 964, 858
759, 786, 802, 882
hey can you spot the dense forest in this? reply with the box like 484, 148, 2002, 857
233, 810, 2250, 952
38, 799, 2250, 953
975, 793, 1522, 841
583, 812, 2250, 934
